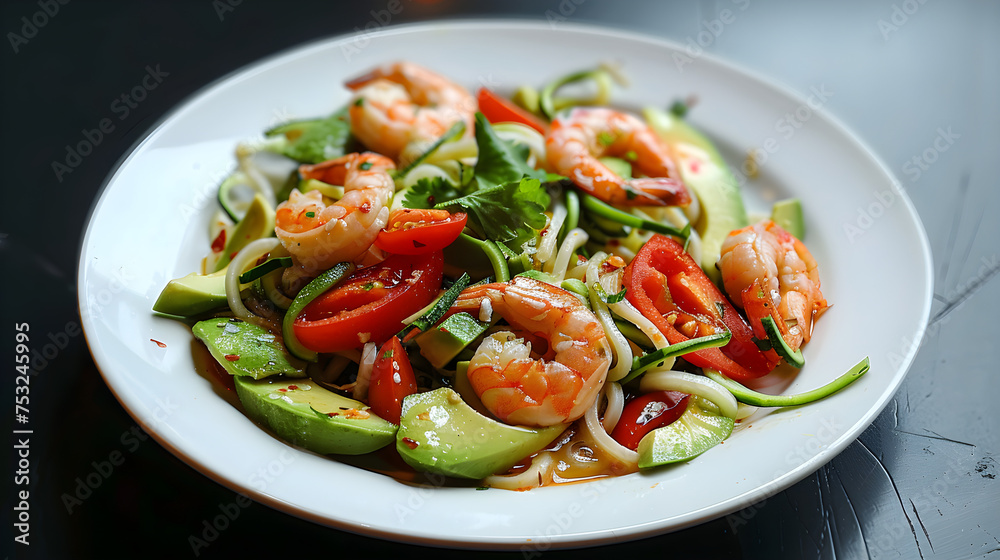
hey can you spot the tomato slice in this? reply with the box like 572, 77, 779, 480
292, 252, 443, 352
741, 278, 786, 361
367, 336, 418, 425
623, 234, 778, 381
476, 88, 550, 135
374, 209, 468, 255
610, 391, 689, 451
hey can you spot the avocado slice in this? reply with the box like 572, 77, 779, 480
770, 197, 805, 240
235, 377, 396, 455
636, 395, 734, 469
396, 388, 567, 480
152, 267, 230, 317
643, 107, 750, 284
192, 318, 306, 379
415, 312, 490, 369
212, 193, 276, 272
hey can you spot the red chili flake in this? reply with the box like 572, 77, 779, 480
327, 412, 340, 417
360, 201, 372, 213
255, 253, 269, 266
278, 388, 287, 392
150, 339, 167, 348
210, 230, 227, 253
401, 437, 419, 450
287, 385, 299, 390
224, 354, 240, 361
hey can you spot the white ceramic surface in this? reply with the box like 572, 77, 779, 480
78, 20, 933, 549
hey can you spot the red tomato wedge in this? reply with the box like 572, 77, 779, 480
368, 336, 418, 425
622, 234, 778, 381
374, 209, 467, 255
292, 252, 443, 353
476, 88, 550, 135
741, 278, 786, 361
611, 391, 690, 451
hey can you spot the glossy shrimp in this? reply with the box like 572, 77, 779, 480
718, 219, 828, 351
345, 62, 476, 161
545, 107, 691, 207
275, 152, 395, 273
449, 276, 612, 427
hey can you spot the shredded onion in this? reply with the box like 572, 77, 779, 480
583, 387, 638, 466
547, 228, 588, 281
225, 237, 280, 326
483, 452, 555, 490
536, 201, 567, 267
639, 370, 739, 419
352, 342, 377, 402
600, 382, 625, 433
585, 253, 632, 382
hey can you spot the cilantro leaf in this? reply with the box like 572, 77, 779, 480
472, 112, 547, 188
401, 176, 465, 209
435, 177, 550, 244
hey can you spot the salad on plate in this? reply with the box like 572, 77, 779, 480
152, 61, 868, 490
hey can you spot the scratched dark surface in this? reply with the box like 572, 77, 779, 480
2, 1, 997, 559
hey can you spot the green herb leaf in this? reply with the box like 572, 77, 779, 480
472, 112, 546, 189
402, 176, 465, 210
435, 177, 550, 244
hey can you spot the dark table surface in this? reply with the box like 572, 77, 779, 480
3, 1, 998, 558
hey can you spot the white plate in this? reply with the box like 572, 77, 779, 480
78, 20, 933, 549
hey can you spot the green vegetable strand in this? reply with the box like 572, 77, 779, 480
400, 273, 472, 337
580, 194, 691, 240
238, 257, 293, 284
459, 234, 510, 282
539, 68, 613, 120
621, 331, 732, 384
281, 262, 355, 361
560, 189, 580, 245
704, 357, 870, 408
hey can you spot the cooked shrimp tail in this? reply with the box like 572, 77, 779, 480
546, 107, 691, 207
447, 276, 612, 427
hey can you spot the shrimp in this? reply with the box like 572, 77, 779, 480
718, 219, 828, 351
275, 152, 395, 273
449, 276, 612, 427
345, 62, 476, 161
545, 107, 691, 207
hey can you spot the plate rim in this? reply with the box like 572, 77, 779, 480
77, 18, 934, 549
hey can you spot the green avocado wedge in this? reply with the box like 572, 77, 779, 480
212, 193, 276, 273
643, 107, 749, 285
396, 388, 567, 480
192, 318, 306, 380
636, 396, 735, 469
153, 267, 230, 317
235, 377, 396, 456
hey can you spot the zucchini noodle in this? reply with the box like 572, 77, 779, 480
583, 385, 638, 466
225, 237, 281, 326
546, 228, 589, 281
585, 253, 632, 382
483, 452, 555, 490
639, 370, 739, 419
